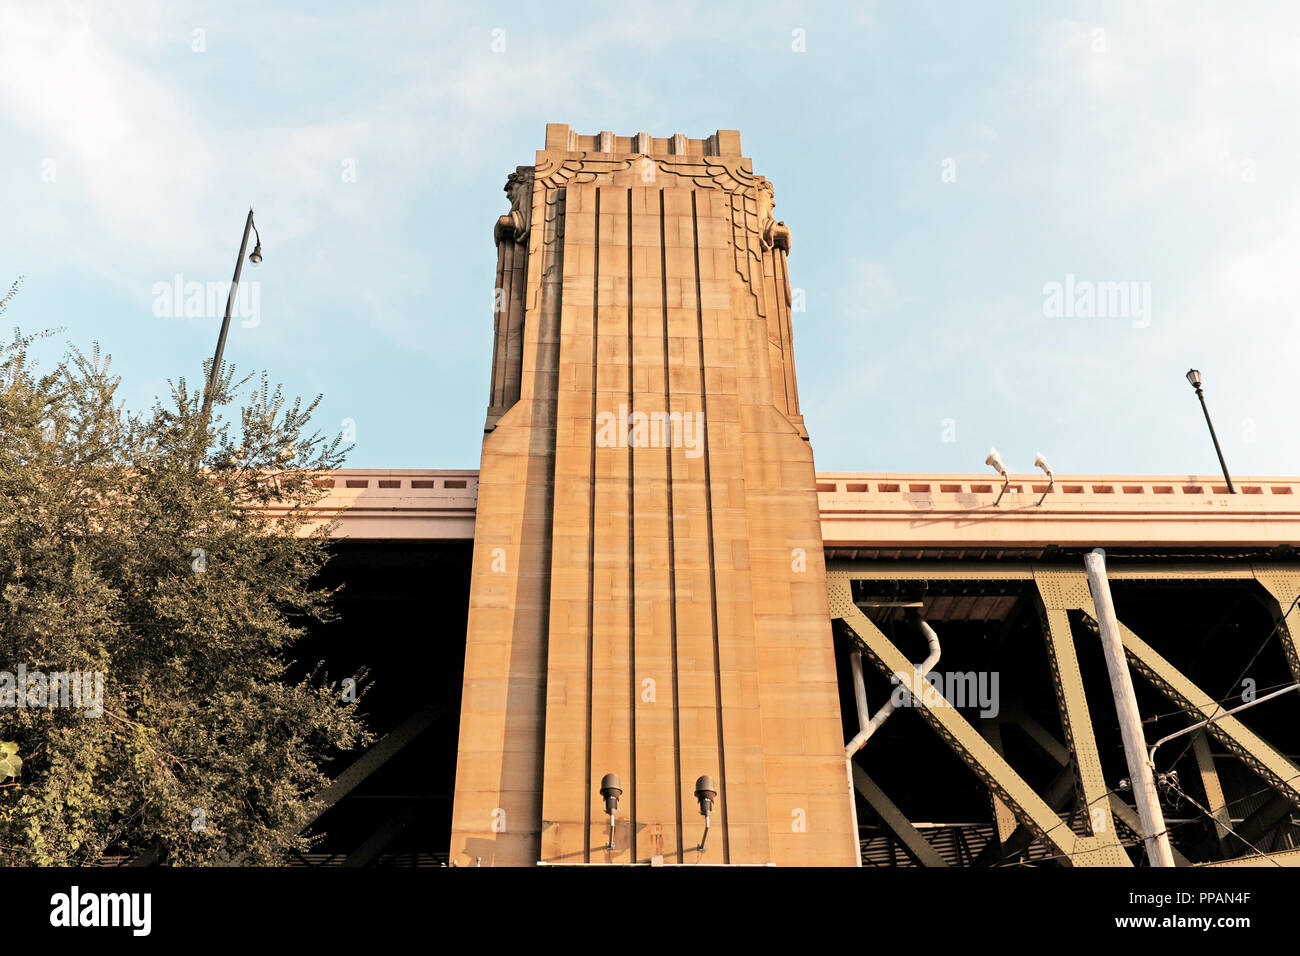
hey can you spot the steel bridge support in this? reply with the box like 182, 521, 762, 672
827, 559, 1300, 866
829, 569, 1130, 866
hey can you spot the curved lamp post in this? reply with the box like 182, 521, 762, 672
202, 208, 262, 419
1186, 369, 1235, 493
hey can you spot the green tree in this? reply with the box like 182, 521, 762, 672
0, 281, 369, 864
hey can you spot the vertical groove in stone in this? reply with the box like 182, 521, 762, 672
660, 188, 684, 862
584, 188, 600, 862
490, 244, 507, 408
532, 187, 559, 855
773, 250, 792, 416
691, 191, 730, 862
501, 243, 514, 408
626, 187, 638, 860
778, 251, 798, 417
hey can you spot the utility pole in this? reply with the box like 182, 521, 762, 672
1084, 548, 1176, 867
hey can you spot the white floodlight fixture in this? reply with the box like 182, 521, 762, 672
985, 447, 1011, 507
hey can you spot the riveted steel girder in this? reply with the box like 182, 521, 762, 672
829, 572, 1086, 865
828, 559, 1300, 866
980, 719, 1019, 852
1000, 707, 1191, 866
1250, 563, 1300, 684
1191, 731, 1232, 853
1033, 569, 1128, 864
1119, 623, 1300, 810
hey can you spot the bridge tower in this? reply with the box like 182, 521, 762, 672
450, 125, 857, 865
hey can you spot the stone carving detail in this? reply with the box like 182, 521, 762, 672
534, 154, 636, 190
655, 155, 754, 193
528, 153, 796, 317
756, 179, 792, 308
534, 155, 635, 265
494, 169, 534, 245
528, 186, 567, 312
657, 156, 770, 318
756, 180, 791, 254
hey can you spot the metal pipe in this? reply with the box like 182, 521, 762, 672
1084, 548, 1176, 867
845, 617, 941, 757
845, 617, 940, 869
850, 651, 870, 729
1035, 474, 1055, 507
1149, 683, 1300, 768
992, 472, 1011, 508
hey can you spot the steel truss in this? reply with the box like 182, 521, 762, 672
828, 560, 1300, 867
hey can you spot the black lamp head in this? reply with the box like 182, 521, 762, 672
1186, 368, 1202, 389
599, 773, 622, 814
248, 213, 263, 264
694, 775, 717, 816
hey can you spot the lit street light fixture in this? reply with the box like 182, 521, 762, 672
1185, 369, 1235, 493
202, 208, 262, 419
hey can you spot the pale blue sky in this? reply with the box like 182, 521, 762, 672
2, 1, 1297, 476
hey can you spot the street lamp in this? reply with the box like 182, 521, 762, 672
1185, 369, 1235, 493
598, 773, 622, 851
202, 208, 262, 419
694, 775, 717, 852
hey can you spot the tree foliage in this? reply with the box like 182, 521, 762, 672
0, 283, 368, 864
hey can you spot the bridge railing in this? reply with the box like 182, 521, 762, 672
303, 469, 478, 540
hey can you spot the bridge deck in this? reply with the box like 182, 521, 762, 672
312, 469, 1300, 549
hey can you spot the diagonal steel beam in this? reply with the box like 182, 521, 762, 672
829, 573, 1083, 864
1001, 707, 1187, 866
1118, 622, 1300, 810
1000, 706, 1069, 763
851, 765, 949, 867
1033, 569, 1126, 860
981, 718, 1019, 854
301, 701, 440, 833
344, 811, 414, 867
1191, 730, 1231, 854
1250, 564, 1300, 684
973, 761, 1077, 867
1236, 793, 1293, 846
